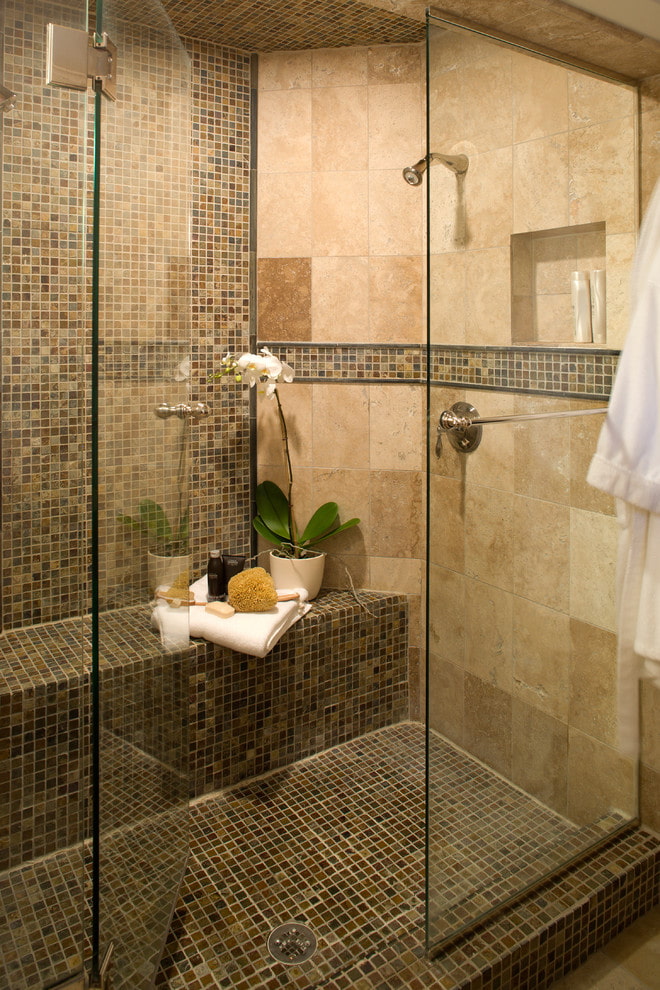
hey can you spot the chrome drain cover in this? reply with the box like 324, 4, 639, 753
267, 922, 317, 964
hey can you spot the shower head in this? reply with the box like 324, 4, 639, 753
402, 151, 469, 185
402, 158, 427, 186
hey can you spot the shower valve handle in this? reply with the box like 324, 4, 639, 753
155, 401, 210, 421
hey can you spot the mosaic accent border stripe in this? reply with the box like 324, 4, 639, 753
259, 341, 620, 399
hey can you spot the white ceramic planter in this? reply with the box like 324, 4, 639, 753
147, 551, 191, 596
268, 550, 325, 600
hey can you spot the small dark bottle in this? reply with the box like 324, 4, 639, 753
207, 550, 225, 601
222, 553, 246, 596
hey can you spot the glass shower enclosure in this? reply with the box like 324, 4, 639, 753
425, 11, 640, 953
0, 0, 192, 986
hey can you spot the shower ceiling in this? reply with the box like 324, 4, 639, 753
160, 0, 425, 51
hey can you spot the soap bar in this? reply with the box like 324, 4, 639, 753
205, 601, 235, 619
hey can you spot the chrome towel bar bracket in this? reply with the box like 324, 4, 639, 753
436, 401, 608, 455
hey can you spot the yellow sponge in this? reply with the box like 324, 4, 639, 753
227, 567, 278, 612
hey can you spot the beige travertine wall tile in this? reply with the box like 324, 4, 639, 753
465, 578, 513, 691
567, 729, 636, 824
513, 496, 570, 611
513, 597, 570, 720
428, 655, 464, 743
464, 147, 513, 249
512, 53, 567, 143
259, 50, 312, 90
465, 392, 515, 492
257, 383, 313, 470
604, 232, 635, 349
369, 385, 423, 471
429, 474, 465, 572
428, 564, 465, 664
535, 293, 573, 342
428, 170, 466, 255
312, 383, 369, 467
533, 234, 576, 294
461, 50, 513, 153
511, 701, 568, 815
368, 470, 424, 557
312, 87, 368, 172
257, 258, 311, 340
641, 681, 660, 772
428, 66, 462, 153
369, 555, 423, 596
323, 552, 369, 589
368, 83, 423, 170
464, 673, 512, 778
569, 117, 637, 234
568, 71, 635, 129
569, 619, 617, 746
311, 256, 369, 341
311, 467, 370, 557
464, 247, 511, 345
513, 395, 571, 504
640, 100, 660, 214
465, 485, 514, 591
312, 46, 367, 88
369, 256, 424, 343
640, 764, 660, 832
258, 89, 311, 172
369, 169, 424, 255
367, 44, 422, 85
569, 403, 616, 515
429, 252, 466, 345
513, 134, 569, 232
312, 171, 369, 256
569, 507, 617, 630
257, 172, 312, 257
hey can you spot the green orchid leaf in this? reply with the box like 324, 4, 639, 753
138, 499, 173, 543
306, 516, 361, 546
255, 481, 291, 540
299, 501, 339, 544
252, 514, 286, 546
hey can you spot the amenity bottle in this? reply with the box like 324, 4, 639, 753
207, 549, 224, 601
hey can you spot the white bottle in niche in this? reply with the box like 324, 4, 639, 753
571, 271, 592, 343
590, 269, 606, 344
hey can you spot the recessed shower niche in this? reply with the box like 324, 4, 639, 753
511, 222, 607, 346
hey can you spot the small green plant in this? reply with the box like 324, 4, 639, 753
118, 499, 189, 557
253, 480, 360, 559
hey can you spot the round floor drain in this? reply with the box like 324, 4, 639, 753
267, 922, 317, 964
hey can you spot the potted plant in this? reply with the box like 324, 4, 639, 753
211, 348, 360, 598
118, 499, 190, 594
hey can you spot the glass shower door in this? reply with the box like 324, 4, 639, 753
425, 13, 639, 954
92, 0, 192, 985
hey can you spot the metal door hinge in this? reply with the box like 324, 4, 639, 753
46, 24, 117, 101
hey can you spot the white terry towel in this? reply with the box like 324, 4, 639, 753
152, 575, 310, 658
587, 179, 660, 755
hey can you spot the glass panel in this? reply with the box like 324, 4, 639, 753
0, 1, 89, 988
92, 1, 192, 986
425, 15, 639, 954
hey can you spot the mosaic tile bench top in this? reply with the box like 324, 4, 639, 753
0, 590, 409, 871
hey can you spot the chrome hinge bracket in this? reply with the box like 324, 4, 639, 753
46, 24, 118, 101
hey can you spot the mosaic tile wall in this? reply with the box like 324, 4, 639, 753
1, 0, 89, 629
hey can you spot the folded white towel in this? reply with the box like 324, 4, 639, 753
151, 575, 310, 658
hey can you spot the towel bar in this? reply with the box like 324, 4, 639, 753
437, 401, 608, 454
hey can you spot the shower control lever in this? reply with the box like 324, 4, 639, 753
155, 401, 210, 421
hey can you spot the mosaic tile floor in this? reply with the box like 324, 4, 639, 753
154, 721, 634, 989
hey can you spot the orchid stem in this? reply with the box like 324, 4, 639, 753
274, 389, 299, 555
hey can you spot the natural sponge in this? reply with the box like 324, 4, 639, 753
227, 567, 278, 612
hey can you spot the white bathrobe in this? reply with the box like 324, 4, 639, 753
587, 179, 660, 756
